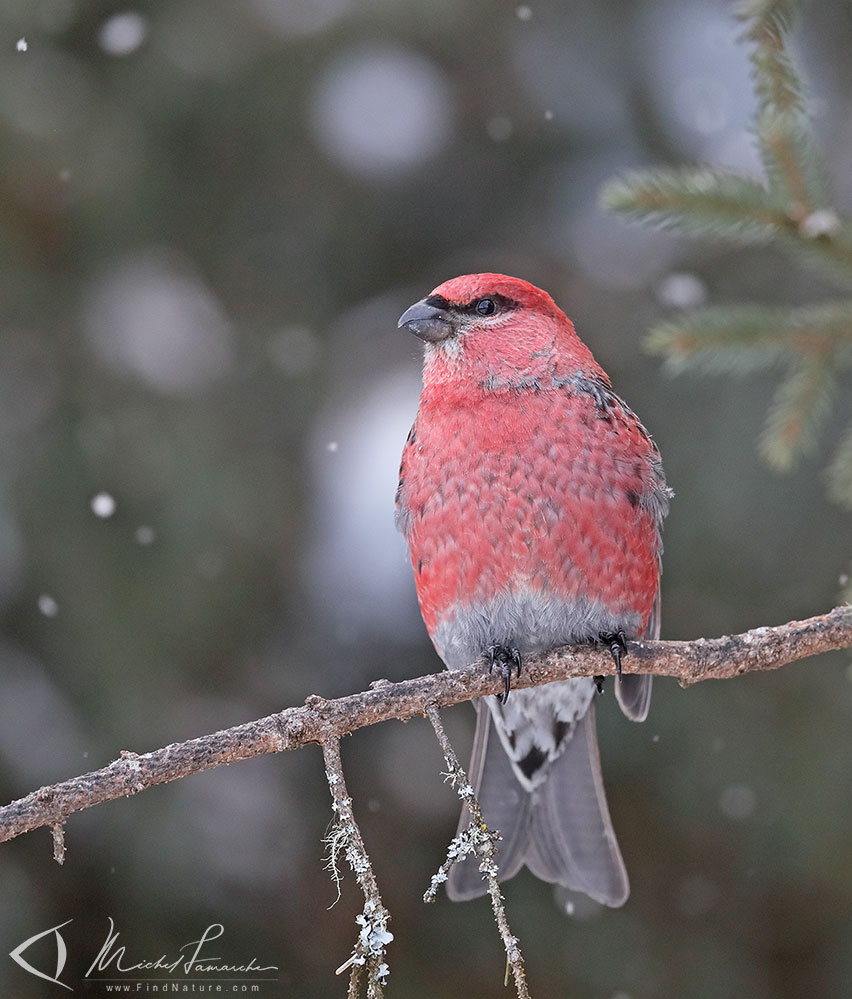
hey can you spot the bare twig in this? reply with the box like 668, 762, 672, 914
425, 706, 530, 999
322, 737, 392, 999
0, 606, 850, 846
51, 822, 66, 865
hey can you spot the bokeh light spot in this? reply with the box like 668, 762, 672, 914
310, 46, 453, 178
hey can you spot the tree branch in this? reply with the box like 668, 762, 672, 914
1, 606, 850, 847
322, 736, 392, 998
424, 706, 530, 999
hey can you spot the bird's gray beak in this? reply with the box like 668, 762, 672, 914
398, 299, 454, 342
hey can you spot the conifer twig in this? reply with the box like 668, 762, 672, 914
759, 352, 836, 468
647, 301, 852, 373
605, 3, 852, 479
602, 168, 787, 243
424, 706, 530, 999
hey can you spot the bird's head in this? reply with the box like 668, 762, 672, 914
398, 274, 600, 388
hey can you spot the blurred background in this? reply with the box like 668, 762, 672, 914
0, 0, 851, 996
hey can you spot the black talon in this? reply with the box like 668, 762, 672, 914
486, 645, 522, 704
600, 631, 627, 681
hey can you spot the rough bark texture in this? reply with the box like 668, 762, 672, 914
1, 606, 849, 845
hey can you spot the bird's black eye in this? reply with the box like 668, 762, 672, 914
475, 298, 497, 316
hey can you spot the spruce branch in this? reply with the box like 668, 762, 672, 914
647, 305, 793, 373
605, 2, 852, 491
604, 0, 850, 272
740, 0, 808, 118
603, 162, 852, 283
0, 608, 850, 848
738, 0, 804, 36
756, 111, 825, 220
759, 352, 836, 469
601, 168, 786, 244
742, 0, 831, 233
647, 301, 852, 375
827, 421, 852, 509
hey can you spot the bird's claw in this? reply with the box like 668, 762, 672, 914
487, 645, 522, 703
599, 631, 627, 681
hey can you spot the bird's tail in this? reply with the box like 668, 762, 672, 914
446, 701, 629, 906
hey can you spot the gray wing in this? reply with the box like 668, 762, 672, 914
614, 583, 660, 722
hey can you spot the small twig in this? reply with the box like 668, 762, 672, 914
0, 607, 850, 847
425, 706, 531, 999
321, 736, 392, 999
51, 822, 66, 865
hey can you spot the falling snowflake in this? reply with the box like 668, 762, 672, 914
90, 492, 117, 518
37, 594, 59, 617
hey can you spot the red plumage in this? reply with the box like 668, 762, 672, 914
396, 274, 670, 906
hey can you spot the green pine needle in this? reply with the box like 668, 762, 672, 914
743, 3, 807, 119
646, 301, 852, 374
601, 168, 786, 244
759, 353, 836, 470
737, 0, 804, 35
647, 306, 792, 373
755, 110, 827, 216
604, 164, 852, 285
789, 302, 852, 344
604, 1, 852, 497
827, 422, 852, 510
648, 301, 852, 375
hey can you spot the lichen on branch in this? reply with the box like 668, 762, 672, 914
0, 607, 849, 849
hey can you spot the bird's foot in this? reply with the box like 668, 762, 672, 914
593, 675, 605, 695
599, 631, 627, 681
486, 645, 522, 704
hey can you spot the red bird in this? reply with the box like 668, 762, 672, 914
395, 274, 670, 906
